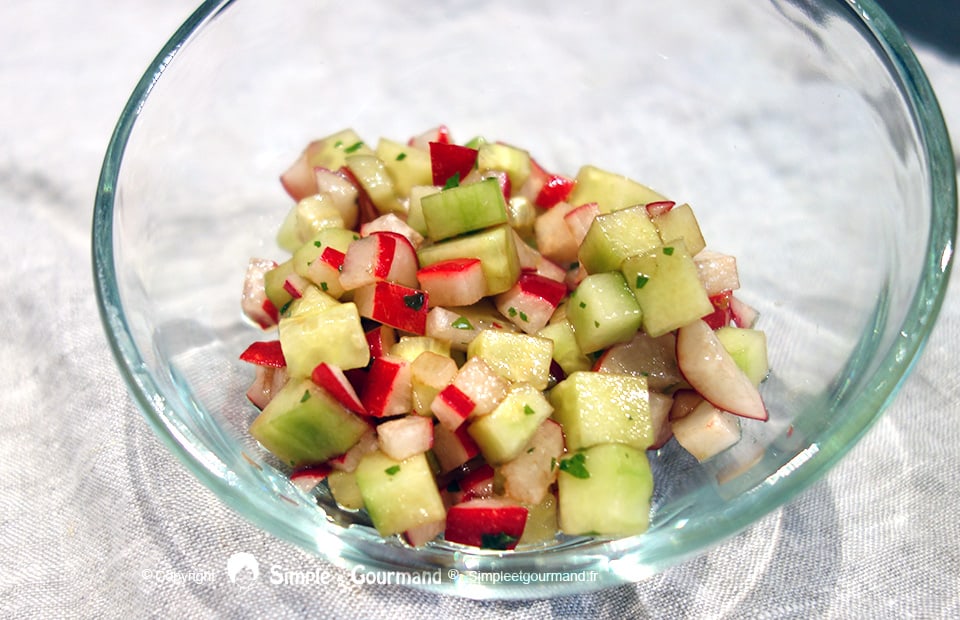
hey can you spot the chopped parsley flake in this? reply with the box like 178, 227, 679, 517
403, 292, 426, 311
451, 316, 474, 330
579, 301, 587, 309
300, 390, 311, 403
443, 172, 461, 189
550, 457, 557, 471
314, 240, 324, 247
594, 320, 600, 328
663, 246, 675, 256
523, 404, 535, 416
508, 307, 518, 317
279, 300, 293, 316
396, 152, 407, 161
385, 465, 401, 476
480, 532, 518, 550
334, 140, 344, 148
519, 311, 528, 322
635, 275, 649, 289
527, 447, 535, 454
344, 141, 364, 153
558, 453, 590, 479
320, 282, 328, 292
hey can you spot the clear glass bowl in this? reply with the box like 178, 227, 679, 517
92, 0, 956, 598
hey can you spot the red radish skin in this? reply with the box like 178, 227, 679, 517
365, 325, 397, 359
329, 427, 378, 473
279, 142, 322, 201
360, 213, 425, 248
432, 384, 477, 430
702, 290, 734, 330
245, 365, 288, 410
495, 273, 567, 334
535, 173, 575, 208
290, 463, 332, 493
336, 165, 379, 225
458, 464, 496, 501
429, 141, 478, 187
676, 320, 768, 421
311, 362, 367, 414
432, 423, 482, 473
353, 281, 429, 335
417, 258, 486, 308
444, 499, 528, 550
645, 200, 676, 218
239, 340, 286, 368
563, 202, 599, 246
360, 355, 412, 417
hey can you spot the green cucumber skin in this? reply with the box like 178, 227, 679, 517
278, 302, 370, 376
249, 378, 369, 468
577, 205, 662, 274
420, 177, 508, 241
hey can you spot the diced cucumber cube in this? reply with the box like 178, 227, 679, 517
467, 330, 554, 390
306, 129, 374, 172
346, 154, 404, 215
328, 470, 364, 510
567, 165, 668, 214
417, 224, 520, 295
518, 492, 558, 546
279, 302, 370, 376
557, 443, 653, 537
263, 259, 297, 309
577, 204, 662, 273
355, 450, 446, 536
249, 378, 369, 468
549, 371, 653, 451
715, 326, 769, 386
420, 177, 508, 241
467, 384, 554, 464
537, 319, 592, 375
621, 239, 714, 338
376, 138, 432, 197
651, 203, 705, 255
566, 272, 643, 353
477, 142, 531, 188
285, 285, 339, 318
292, 228, 359, 279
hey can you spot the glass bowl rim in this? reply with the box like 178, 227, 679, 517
91, 0, 957, 596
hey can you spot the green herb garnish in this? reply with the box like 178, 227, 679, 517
320, 282, 328, 292
663, 246, 675, 256
558, 453, 590, 479
443, 172, 461, 189
300, 390, 311, 403
519, 311, 528, 322
523, 404, 535, 416
635, 275, 649, 289
385, 465, 401, 476
344, 141, 364, 153
403, 292, 426, 311
480, 532, 518, 550
396, 152, 407, 161
451, 317, 474, 330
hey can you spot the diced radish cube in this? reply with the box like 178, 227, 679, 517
242, 257, 280, 329
360, 213, 425, 248
430, 141, 478, 187
403, 519, 445, 548
377, 415, 434, 461
669, 389, 704, 421
340, 231, 419, 290
444, 498, 528, 550
290, 463, 332, 493
494, 272, 567, 334
361, 355, 413, 417
730, 295, 760, 329
315, 167, 359, 229
535, 173, 575, 209
450, 356, 509, 416
432, 423, 481, 474
417, 258, 486, 308
563, 202, 599, 246
648, 391, 674, 450
329, 427, 378, 473
512, 230, 567, 283
279, 141, 322, 201
410, 351, 459, 416
592, 331, 682, 393
239, 340, 286, 368
458, 463, 496, 501
245, 365, 288, 410
702, 290, 734, 330
431, 384, 477, 431
671, 399, 741, 462
408, 125, 452, 150
336, 165, 380, 226
282, 272, 310, 299
500, 419, 563, 505
534, 201, 580, 264
311, 362, 367, 415
365, 325, 397, 359
354, 281, 429, 335
694, 250, 740, 296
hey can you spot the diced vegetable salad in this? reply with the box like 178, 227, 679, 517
239, 126, 770, 549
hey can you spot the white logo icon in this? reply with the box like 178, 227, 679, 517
226, 552, 260, 589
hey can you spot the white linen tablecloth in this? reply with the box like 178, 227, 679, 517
1, 2, 958, 617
